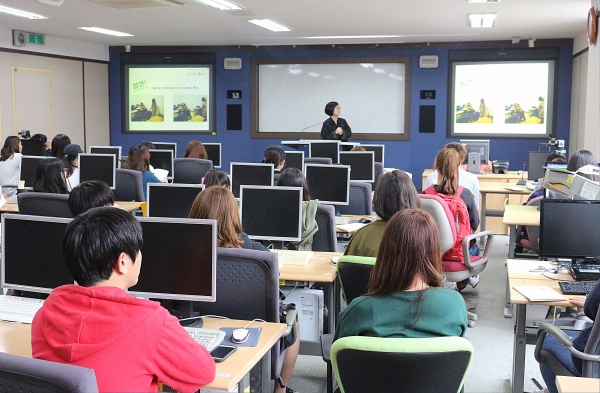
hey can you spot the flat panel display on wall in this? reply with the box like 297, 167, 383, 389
448, 48, 558, 139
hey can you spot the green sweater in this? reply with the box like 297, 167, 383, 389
343, 220, 387, 257
334, 288, 468, 341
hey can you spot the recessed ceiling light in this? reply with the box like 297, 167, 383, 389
467, 0, 499, 3
0, 5, 47, 19
248, 19, 291, 32
194, 0, 241, 10
305, 35, 403, 39
468, 13, 497, 28
79, 27, 133, 37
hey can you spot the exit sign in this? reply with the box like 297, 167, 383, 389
28, 33, 45, 45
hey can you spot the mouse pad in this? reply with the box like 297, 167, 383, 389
220, 327, 262, 347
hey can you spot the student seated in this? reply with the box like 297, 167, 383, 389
122, 144, 164, 200
344, 170, 420, 257
31, 207, 216, 392
49, 133, 71, 158
203, 168, 230, 189
334, 209, 467, 340
63, 143, 83, 191
32, 157, 69, 194
184, 140, 208, 160
0, 136, 22, 197
262, 145, 286, 173
68, 180, 115, 216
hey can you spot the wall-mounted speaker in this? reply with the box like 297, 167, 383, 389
419, 55, 439, 69
224, 58, 242, 70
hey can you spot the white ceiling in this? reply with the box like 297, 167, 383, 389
0, 0, 591, 47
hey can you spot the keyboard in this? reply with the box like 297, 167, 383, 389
271, 249, 314, 266
335, 216, 349, 225
184, 327, 225, 352
558, 281, 597, 295
0, 295, 44, 323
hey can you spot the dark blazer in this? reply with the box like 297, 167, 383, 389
321, 117, 351, 142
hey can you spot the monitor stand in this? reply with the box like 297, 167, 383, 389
334, 206, 341, 216
160, 300, 202, 327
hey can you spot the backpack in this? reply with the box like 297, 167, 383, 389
424, 185, 472, 262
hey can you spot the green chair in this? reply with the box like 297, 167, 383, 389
331, 336, 474, 393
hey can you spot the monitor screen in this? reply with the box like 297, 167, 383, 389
230, 163, 274, 198
19, 156, 52, 190
545, 161, 568, 170
309, 141, 340, 164
20, 139, 45, 156
149, 149, 174, 179
128, 217, 217, 302
147, 183, 204, 218
1, 214, 74, 293
339, 151, 375, 182
151, 142, 177, 158
539, 199, 600, 260
78, 154, 116, 189
203, 143, 221, 168
240, 186, 302, 242
460, 139, 490, 165
528, 151, 550, 181
283, 151, 304, 172
89, 146, 122, 168
305, 164, 350, 205
360, 144, 385, 165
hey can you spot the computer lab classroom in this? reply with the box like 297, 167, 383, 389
0, 1, 600, 392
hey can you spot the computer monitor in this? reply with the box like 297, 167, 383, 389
1, 214, 74, 294
230, 162, 274, 198
78, 153, 116, 189
19, 156, 52, 190
528, 151, 550, 181
20, 139, 45, 156
89, 146, 122, 168
304, 164, 350, 205
360, 144, 385, 165
147, 183, 205, 218
149, 149, 174, 180
545, 161, 568, 170
309, 141, 340, 164
339, 151, 375, 182
203, 143, 221, 168
283, 151, 304, 172
240, 186, 302, 242
460, 139, 490, 165
539, 199, 600, 260
151, 142, 177, 158
128, 217, 217, 302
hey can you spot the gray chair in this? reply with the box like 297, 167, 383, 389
492, 160, 510, 174
305, 157, 333, 165
173, 158, 213, 184
313, 204, 338, 252
372, 162, 383, 190
337, 182, 372, 216
17, 193, 72, 218
0, 352, 98, 393
115, 168, 144, 202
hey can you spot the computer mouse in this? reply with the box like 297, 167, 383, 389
232, 328, 250, 344
358, 218, 372, 224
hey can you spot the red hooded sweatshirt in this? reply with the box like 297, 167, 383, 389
32, 285, 216, 392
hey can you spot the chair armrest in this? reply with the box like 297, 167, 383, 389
321, 333, 334, 363
535, 322, 600, 364
462, 231, 493, 268
281, 308, 298, 338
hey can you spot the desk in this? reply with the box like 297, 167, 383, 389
0, 201, 143, 214
479, 182, 530, 236
503, 205, 540, 259
0, 317, 286, 393
556, 375, 600, 392
335, 215, 378, 239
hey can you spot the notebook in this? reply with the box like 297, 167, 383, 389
512, 286, 567, 302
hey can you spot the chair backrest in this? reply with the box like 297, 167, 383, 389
313, 204, 338, 252
114, 168, 144, 202
173, 158, 213, 184
582, 302, 600, 377
372, 162, 383, 190
304, 157, 333, 165
331, 336, 473, 393
0, 352, 98, 393
419, 194, 456, 254
17, 193, 72, 218
492, 160, 510, 174
337, 256, 376, 304
337, 182, 372, 216
524, 195, 543, 252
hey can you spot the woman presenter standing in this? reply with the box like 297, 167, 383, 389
321, 101, 352, 142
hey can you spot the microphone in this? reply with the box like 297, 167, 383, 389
300, 121, 324, 141
516, 162, 527, 185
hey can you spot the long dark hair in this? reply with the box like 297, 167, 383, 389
1, 136, 20, 162
434, 149, 461, 196
51, 134, 71, 159
567, 150, 599, 181
204, 169, 230, 188
277, 168, 311, 201
373, 170, 420, 221
262, 145, 286, 167
33, 158, 69, 194
123, 145, 151, 172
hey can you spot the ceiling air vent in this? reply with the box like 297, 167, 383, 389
87, 0, 188, 9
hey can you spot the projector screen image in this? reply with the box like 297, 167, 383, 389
450, 61, 553, 138
125, 65, 213, 133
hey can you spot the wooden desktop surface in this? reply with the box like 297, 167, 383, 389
0, 201, 143, 214
479, 182, 530, 194
507, 259, 572, 307
503, 205, 540, 226
279, 251, 341, 283
0, 317, 286, 393
557, 375, 600, 393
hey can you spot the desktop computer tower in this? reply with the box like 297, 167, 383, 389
280, 287, 324, 343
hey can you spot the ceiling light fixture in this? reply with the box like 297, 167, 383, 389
0, 5, 47, 19
467, 0, 499, 3
468, 13, 496, 28
305, 35, 403, 39
248, 19, 291, 32
194, 0, 241, 10
78, 27, 133, 37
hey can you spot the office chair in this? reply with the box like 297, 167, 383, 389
331, 336, 473, 393
114, 168, 145, 202
337, 182, 372, 216
173, 158, 213, 184
304, 157, 333, 165
313, 204, 338, 252
192, 247, 297, 392
518, 195, 543, 253
0, 352, 98, 393
372, 162, 383, 190
492, 160, 510, 174
419, 194, 494, 327
17, 193, 72, 218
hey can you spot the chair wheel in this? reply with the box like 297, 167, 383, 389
468, 320, 476, 328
